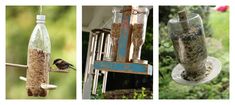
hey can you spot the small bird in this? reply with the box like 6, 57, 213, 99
53, 58, 76, 70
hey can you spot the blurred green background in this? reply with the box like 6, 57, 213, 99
159, 6, 229, 99
6, 6, 76, 99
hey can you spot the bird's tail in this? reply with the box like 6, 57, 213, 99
69, 66, 76, 70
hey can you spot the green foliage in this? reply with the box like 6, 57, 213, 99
92, 83, 152, 99
6, 6, 76, 99
120, 87, 152, 99
133, 87, 148, 99
159, 6, 229, 99
91, 81, 104, 99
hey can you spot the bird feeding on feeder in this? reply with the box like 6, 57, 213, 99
53, 58, 76, 71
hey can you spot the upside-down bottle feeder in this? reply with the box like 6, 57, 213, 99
131, 7, 149, 64
83, 6, 153, 99
111, 6, 149, 63
111, 7, 122, 61
168, 10, 222, 85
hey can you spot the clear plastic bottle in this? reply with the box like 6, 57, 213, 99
103, 28, 113, 61
26, 15, 51, 97
131, 7, 149, 62
168, 13, 207, 81
111, 7, 122, 61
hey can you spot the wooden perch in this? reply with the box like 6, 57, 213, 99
8, 62, 62, 97
6, 63, 69, 73
178, 9, 189, 32
41, 83, 57, 90
19, 76, 57, 90
19, 76, 27, 81
6, 63, 28, 68
50, 68, 69, 73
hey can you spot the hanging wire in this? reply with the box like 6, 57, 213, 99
39, 5, 43, 14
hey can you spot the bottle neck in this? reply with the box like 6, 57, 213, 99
36, 21, 45, 24
36, 15, 46, 24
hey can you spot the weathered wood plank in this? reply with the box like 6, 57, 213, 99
116, 6, 133, 62
94, 61, 152, 75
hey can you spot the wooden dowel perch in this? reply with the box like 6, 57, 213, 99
178, 9, 189, 32
19, 76, 27, 81
50, 69, 69, 73
19, 76, 57, 90
6, 63, 28, 68
7, 62, 66, 97
41, 83, 57, 90
6, 62, 69, 73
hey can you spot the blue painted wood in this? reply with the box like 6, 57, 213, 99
94, 61, 152, 75
116, 6, 132, 62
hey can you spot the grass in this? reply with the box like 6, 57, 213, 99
208, 10, 229, 50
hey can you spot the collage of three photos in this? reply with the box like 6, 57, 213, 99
5, 5, 229, 99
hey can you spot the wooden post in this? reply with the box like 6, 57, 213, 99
178, 10, 189, 32
101, 28, 111, 94
83, 29, 99, 99
116, 6, 133, 62
92, 29, 104, 95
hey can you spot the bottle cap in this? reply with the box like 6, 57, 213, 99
36, 15, 46, 23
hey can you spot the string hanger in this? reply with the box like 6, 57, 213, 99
39, 5, 43, 15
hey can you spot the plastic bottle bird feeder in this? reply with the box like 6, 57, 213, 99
26, 14, 52, 96
6, 13, 72, 97
111, 7, 122, 61
168, 10, 222, 85
83, 6, 152, 99
131, 7, 149, 64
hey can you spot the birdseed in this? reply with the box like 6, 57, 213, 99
170, 25, 208, 81
132, 23, 144, 60
26, 48, 50, 97
111, 23, 121, 60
